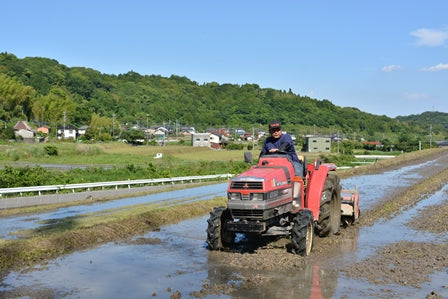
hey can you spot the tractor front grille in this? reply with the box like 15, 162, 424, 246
230, 181, 263, 190
230, 209, 264, 220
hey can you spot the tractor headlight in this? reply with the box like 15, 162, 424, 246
251, 193, 264, 201
268, 189, 289, 200
280, 189, 289, 195
228, 192, 241, 200
269, 190, 279, 199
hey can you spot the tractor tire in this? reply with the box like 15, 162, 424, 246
206, 206, 235, 250
317, 173, 342, 237
290, 209, 314, 256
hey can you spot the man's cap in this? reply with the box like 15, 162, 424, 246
269, 121, 281, 130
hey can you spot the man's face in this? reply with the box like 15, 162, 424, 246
269, 128, 282, 138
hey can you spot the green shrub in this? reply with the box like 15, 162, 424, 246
44, 145, 58, 156
320, 153, 355, 166
0, 165, 58, 187
226, 143, 245, 150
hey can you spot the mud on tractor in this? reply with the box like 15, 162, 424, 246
206, 150, 360, 256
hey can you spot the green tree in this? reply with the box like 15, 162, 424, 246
120, 129, 145, 144
87, 113, 113, 140
32, 87, 76, 125
0, 74, 36, 120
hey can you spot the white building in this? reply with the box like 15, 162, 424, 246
191, 133, 211, 147
57, 125, 77, 140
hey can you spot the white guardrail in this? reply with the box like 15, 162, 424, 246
0, 174, 234, 197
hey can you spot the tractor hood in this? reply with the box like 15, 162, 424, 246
228, 162, 293, 192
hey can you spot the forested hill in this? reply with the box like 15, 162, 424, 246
0, 52, 446, 140
397, 112, 448, 128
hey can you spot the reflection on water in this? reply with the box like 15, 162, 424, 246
0, 216, 218, 298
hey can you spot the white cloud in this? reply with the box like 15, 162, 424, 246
410, 28, 448, 47
381, 65, 402, 72
420, 63, 448, 71
403, 92, 428, 100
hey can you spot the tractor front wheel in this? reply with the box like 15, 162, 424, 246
291, 209, 314, 256
206, 207, 235, 250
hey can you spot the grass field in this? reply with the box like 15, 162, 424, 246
0, 142, 244, 164
0, 141, 322, 166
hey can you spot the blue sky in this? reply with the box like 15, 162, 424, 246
2, 0, 447, 118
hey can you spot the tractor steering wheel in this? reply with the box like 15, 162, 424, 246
274, 142, 290, 155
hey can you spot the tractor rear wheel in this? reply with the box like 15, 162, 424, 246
206, 207, 235, 250
317, 173, 342, 237
291, 209, 314, 256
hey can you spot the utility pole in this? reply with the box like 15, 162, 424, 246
146, 114, 149, 146
252, 127, 255, 151
63, 111, 66, 139
337, 131, 340, 154
430, 125, 432, 148
112, 113, 115, 140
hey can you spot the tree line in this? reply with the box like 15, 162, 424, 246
1, 52, 447, 145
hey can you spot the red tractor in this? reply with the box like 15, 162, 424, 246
206, 150, 359, 256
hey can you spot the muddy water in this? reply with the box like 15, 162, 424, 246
342, 158, 435, 210
0, 183, 228, 239
333, 185, 448, 298
0, 217, 214, 298
1, 156, 448, 298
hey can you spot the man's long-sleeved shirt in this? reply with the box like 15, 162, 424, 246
260, 133, 299, 162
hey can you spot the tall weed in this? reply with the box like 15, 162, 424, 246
75, 144, 103, 155
5, 146, 46, 160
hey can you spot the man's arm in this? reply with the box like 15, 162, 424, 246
281, 134, 300, 162
259, 140, 268, 158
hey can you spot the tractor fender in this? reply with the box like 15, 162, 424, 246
306, 163, 332, 220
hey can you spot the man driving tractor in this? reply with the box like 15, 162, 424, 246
260, 121, 303, 176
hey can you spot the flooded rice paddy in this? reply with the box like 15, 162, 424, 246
1, 154, 448, 298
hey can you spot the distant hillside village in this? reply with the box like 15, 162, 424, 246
11, 120, 367, 153
14, 120, 195, 143
13, 120, 239, 149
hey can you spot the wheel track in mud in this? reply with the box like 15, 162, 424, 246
359, 166, 448, 226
